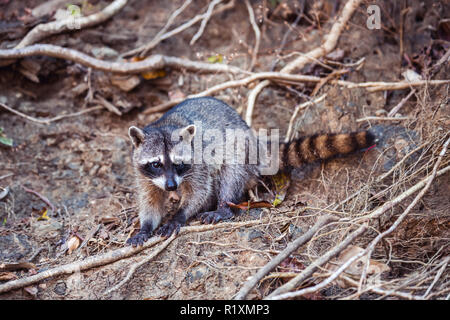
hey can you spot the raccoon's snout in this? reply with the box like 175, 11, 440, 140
165, 178, 178, 191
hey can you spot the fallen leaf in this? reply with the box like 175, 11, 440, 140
110, 74, 141, 92
0, 262, 36, 272
321, 245, 390, 288
100, 216, 121, 225
279, 256, 305, 273
141, 69, 166, 80
37, 207, 50, 221
227, 201, 273, 210
67, 235, 81, 254
272, 172, 290, 207
24, 285, 38, 297
0, 272, 18, 281
168, 89, 186, 101
207, 54, 223, 63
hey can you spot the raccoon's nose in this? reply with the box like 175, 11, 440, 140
165, 179, 177, 191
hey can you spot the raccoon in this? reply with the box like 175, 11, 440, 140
127, 97, 375, 246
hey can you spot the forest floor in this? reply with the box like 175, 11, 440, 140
0, 0, 448, 300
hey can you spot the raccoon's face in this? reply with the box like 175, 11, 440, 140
128, 125, 195, 191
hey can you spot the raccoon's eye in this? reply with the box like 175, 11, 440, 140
151, 161, 163, 169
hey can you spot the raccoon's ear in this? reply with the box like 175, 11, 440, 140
179, 124, 196, 143
129, 126, 146, 147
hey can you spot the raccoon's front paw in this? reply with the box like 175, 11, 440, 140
157, 221, 183, 237
199, 208, 234, 224
126, 231, 151, 247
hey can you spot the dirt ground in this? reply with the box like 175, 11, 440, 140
0, 0, 449, 300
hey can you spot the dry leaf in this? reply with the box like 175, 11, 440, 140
0, 272, 18, 281
100, 216, 121, 225
227, 201, 273, 210
0, 262, 36, 272
110, 74, 141, 92
272, 172, 290, 206
168, 89, 186, 101
67, 235, 81, 254
24, 285, 38, 297
37, 207, 50, 221
322, 245, 390, 288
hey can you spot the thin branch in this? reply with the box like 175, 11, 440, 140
0, 44, 247, 75
245, 0, 261, 71
190, 0, 223, 45
356, 116, 412, 122
16, 0, 128, 49
140, 0, 193, 56
21, 185, 56, 213
284, 94, 327, 143
387, 89, 416, 117
122, 0, 235, 58
0, 102, 102, 125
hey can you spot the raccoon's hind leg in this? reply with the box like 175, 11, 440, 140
199, 165, 250, 224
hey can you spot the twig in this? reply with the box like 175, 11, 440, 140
234, 215, 336, 300
265, 223, 368, 299
21, 185, 56, 214
356, 116, 412, 122
422, 256, 449, 299
92, 94, 122, 116
0, 44, 247, 75
104, 233, 177, 295
387, 89, 416, 117
245, 0, 363, 126
28, 247, 44, 263
341, 275, 422, 300
77, 224, 102, 253
284, 94, 327, 143
140, 0, 193, 56
190, 0, 222, 45
16, 0, 128, 49
0, 102, 102, 125
0, 173, 14, 180
244, 0, 261, 71
122, 0, 235, 58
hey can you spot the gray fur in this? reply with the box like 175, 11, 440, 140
127, 97, 260, 245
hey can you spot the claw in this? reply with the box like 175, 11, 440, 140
199, 209, 233, 225
126, 232, 149, 247
157, 221, 182, 237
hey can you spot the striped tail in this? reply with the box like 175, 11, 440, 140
279, 131, 375, 170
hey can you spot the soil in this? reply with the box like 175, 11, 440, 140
0, 0, 448, 300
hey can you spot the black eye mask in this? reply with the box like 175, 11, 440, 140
139, 161, 163, 178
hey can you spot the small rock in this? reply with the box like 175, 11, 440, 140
54, 281, 67, 296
